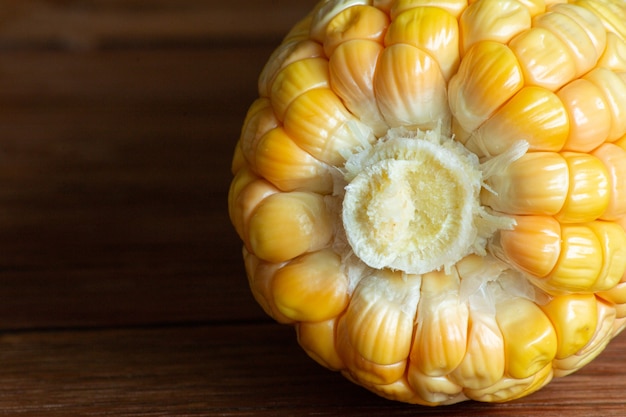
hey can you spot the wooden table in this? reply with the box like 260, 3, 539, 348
0, 1, 624, 415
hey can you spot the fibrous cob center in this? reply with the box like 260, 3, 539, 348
342, 127, 522, 275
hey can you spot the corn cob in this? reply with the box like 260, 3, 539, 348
228, 0, 626, 405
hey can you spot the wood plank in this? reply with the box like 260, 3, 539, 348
0, 0, 320, 49
0, 323, 624, 415
0, 46, 273, 328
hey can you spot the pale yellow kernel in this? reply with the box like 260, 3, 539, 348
555, 152, 610, 223
553, 298, 616, 377
324, 5, 389, 57
283, 88, 371, 165
228, 167, 260, 241
448, 40, 523, 133
270, 57, 330, 121
513, 0, 547, 17
297, 318, 345, 371
411, 270, 468, 377
587, 221, 626, 292
229, 172, 279, 246
584, 68, 626, 142
374, 43, 450, 130
468, 87, 568, 156
309, 0, 370, 42
592, 144, 626, 220
390, 0, 468, 19
597, 281, 626, 314
239, 98, 279, 170
482, 152, 569, 216
329, 39, 388, 136
534, 7, 600, 77
459, 0, 531, 56
543, 223, 603, 293
496, 297, 557, 379
509, 27, 577, 91
496, 215, 561, 278
548, 3, 607, 63
258, 40, 325, 98
243, 249, 293, 324
254, 126, 333, 194
406, 367, 465, 405
574, 0, 626, 41
338, 270, 421, 366
597, 32, 626, 71
248, 191, 332, 263
385, 7, 460, 80
450, 310, 505, 390
465, 363, 553, 403
272, 249, 349, 322
557, 78, 611, 152
540, 293, 598, 359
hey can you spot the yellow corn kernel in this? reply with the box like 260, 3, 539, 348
243, 249, 293, 324
448, 40, 523, 133
406, 368, 465, 405
465, 363, 553, 403
283, 88, 371, 165
586, 221, 626, 291
248, 191, 332, 263
411, 270, 468, 377
555, 151, 610, 223
385, 7, 459, 80
597, 281, 626, 317
258, 40, 325, 99
239, 98, 279, 170
553, 298, 617, 377
229, 172, 279, 245
270, 58, 330, 121
585, 68, 626, 142
272, 249, 349, 322
297, 318, 345, 370
511, 0, 546, 17
309, 0, 370, 42
390, 0, 468, 19
341, 270, 420, 365
324, 5, 389, 57
509, 27, 577, 91
540, 293, 598, 359
482, 152, 569, 216
329, 40, 388, 136
459, 0, 531, 56
374, 43, 450, 130
496, 297, 558, 379
598, 32, 626, 71
362, 376, 437, 406
449, 310, 505, 390
534, 6, 602, 77
574, 0, 626, 41
592, 144, 626, 220
254, 126, 333, 194
496, 215, 561, 278
557, 79, 611, 152
548, 3, 607, 61
542, 223, 603, 293
467, 87, 569, 156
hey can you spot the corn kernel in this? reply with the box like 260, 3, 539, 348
329, 40, 388, 136
390, 0, 468, 19
324, 5, 389, 56
482, 151, 569, 215
297, 318, 345, 370
248, 191, 332, 263
374, 43, 450, 130
385, 7, 460, 80
496, 297, 557, 379
272, 249, 349, 322
448, 40, 523, 132
459, 0, 531, 56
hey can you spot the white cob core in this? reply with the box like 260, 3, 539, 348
341, 127, 522, 275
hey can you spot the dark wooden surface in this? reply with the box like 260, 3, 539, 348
0, 1, 625, 415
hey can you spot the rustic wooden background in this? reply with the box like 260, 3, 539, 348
0, 0, 624, 415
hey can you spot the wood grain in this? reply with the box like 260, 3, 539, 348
0, 0, 624, 414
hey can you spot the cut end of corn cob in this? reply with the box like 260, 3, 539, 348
229, 0, 626, 406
